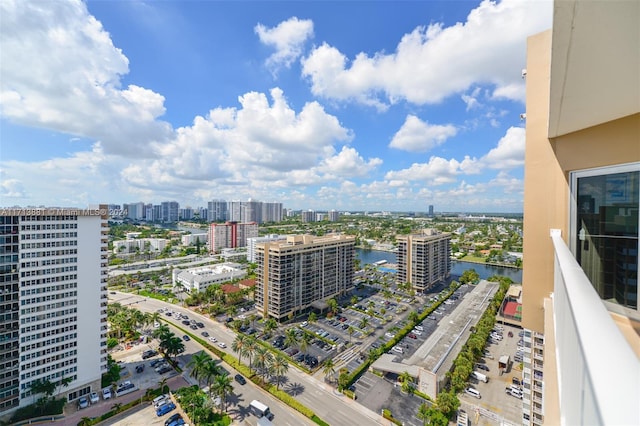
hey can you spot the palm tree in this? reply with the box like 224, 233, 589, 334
322, 358, 336, 383
187, 351, 212, 385
307, 311, 317, 325
350, 295, 358, 306
359, 316, 369, 331
270, 354, 289, 390
399, 371, 414, 394
232, 334, 247, 364
253, 346, 273, 381
417, 402, 430, 426
299, 332, 311, 356
347, 326, 355, 344
158, 377, 168, 394
263, 318, 278, 336
202, 360, 222, 399
284, 328, 299, 352
408, 311, 419, 325
211, 373, 234, 413
161, 336, 185, 360
244, 336, 258, 373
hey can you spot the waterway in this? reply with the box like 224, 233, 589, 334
355, 248, 522, 283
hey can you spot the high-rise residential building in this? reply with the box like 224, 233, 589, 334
301, 210, 315, 223
208, 221, 258, 253
207, 200, 227, 222
0, 206, 108, 415
262, 201, 283, 223
396, 229, 451, 293
160, 201, 179, 223
255, 234, 355, 320
328, 210, 340, 222
428, 205, 434, 216
521, 1, 639, 425
179, 207, 193, 220
246, 235, 287, 263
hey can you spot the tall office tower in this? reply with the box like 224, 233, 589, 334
0, 206, 108, 415
301, 210, 315, 223
428, 205, 434, 216
328, 210, 340, 222
208, 221, 258, 253
255, 234, 355, 320
396, 229, 451, 293
521, 2, 639, 425
207, 200, 227, 222
160, 201, 179, 223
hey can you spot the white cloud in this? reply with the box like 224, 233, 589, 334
255, 17, 314, 74
384, 155, 479, 185
302, 0, 551, 107
0, 0, 172, 157
482, 126, 525, 169
389, 115, 457, 152
319, 147, 382, 177
0, 177, 27, 198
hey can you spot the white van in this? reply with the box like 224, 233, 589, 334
465, 388, 481, 399
250, 400, 274, 420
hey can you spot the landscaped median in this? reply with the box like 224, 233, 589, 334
172, 322, 330, 426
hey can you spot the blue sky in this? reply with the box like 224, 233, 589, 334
0, 0, 552, 212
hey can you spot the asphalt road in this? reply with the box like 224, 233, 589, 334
109, 291, 384, 426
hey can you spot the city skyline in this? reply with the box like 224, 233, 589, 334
1, 0, 552, 212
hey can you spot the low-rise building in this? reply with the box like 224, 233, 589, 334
172, 263, 246, 293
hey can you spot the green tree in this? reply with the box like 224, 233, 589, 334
244, 336, 258, 373
253, 346, 273, 381
436, 391, 460, 418
211, 374, 234, 413
399, 371, 414, 394
263, 318, 278, 336
307, 311, 317, 325
322, 358, 336, 383
187, 351, 212, 385
160, 336, 185, 360
347, 326, 355, 344
284, 328, 300, 352
232, 334, 247, 364
270, 353, 289, 390
350, 295, 358, 306
358, 316, 369, 332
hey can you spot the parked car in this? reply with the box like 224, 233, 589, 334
234, 374, 247, 385
476, 364, 490, 372
102, 388, 112, 400
408, 333, 417, 339
135, 364, 145, 373
89, 392, 99, 404
182, 335, 190, 341
78, 396, 89, 409
164, 413, 182, 426
142, 349, 158, 359
201, 331, 209, 337
156, 402, 176, 416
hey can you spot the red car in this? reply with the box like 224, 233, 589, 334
408, 333, 417, 339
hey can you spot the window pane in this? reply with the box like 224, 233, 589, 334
575, 170, 639, 309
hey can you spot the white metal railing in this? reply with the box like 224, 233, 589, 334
550, 229, 639, 426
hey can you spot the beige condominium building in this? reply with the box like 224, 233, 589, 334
255, 234, 355, 321
522, 1, 639, 425
396, 229, 451, 293
0, 206, 108, 416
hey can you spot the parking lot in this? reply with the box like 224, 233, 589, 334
457, 322, 524, 425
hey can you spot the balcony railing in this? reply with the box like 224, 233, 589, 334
550, 229, 639, 426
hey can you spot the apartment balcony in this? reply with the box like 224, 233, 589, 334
550, 230, 639, 426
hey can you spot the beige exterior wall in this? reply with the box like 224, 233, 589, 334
522, 29, 640, 333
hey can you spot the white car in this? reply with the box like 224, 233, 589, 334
208, 336, 217, 343
391, 346, 404, 354
102, 388, 112, 400
89, 392, 99, 404
412, 329, 422, 335
218, 341, 227, 348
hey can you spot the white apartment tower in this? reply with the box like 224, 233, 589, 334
0, 206, 108, 415
255, 234, 355, 320
396, 229, 451, 293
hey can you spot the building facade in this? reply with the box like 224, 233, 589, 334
255, 234, 355, 320
208, 222, 258, 253
246, 235, 287, 263
0, 206, 108, 415
396, 230, 451, 293
521, 1, 639, 425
